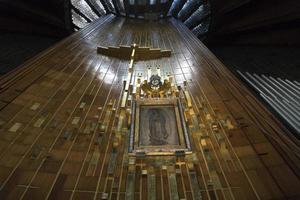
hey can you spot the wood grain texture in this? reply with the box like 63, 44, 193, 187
0, 15, 299, 200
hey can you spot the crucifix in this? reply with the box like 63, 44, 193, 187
97, 43, 171, 61
97, 43, 173, 101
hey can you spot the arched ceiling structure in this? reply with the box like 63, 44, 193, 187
70, 0, 211, 39
68, 0, 300, 44
0, 0, 300, 44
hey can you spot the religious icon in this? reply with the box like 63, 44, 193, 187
129, 99, 192, 156
148, 108, 168, 145
139, 106, 179, 146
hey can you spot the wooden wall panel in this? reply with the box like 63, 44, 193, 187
0, 14, 299, 199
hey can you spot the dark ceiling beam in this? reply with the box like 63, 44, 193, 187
118, 0, 173, 19
85, 0, 102, 17
162, 1, 173, 18
123, 0, 130, 16
178, 0, 203, 22
116, 0, 125, 14
72, 22, 81, 31
63, 0, 74, 34
134, 0, 138, 18
184, 4, 210, 29
99, 0, 111, 13
71, 5, 92, 23
105, 0, 116, 13
192, 18, 210, 38
112, 0, 120, 16
169, 0, 187, 18
155, 0, 161, 15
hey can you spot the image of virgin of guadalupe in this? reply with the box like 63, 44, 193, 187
148, 108, 169, 145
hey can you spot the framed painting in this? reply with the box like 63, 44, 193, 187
129, 98, 191, 156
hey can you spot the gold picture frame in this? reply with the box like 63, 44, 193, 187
129, 98, 191, 156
